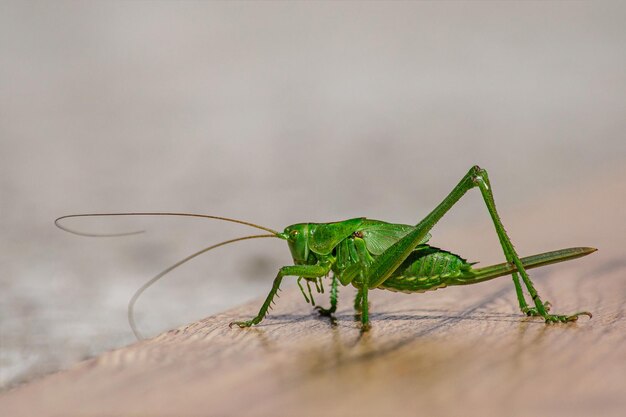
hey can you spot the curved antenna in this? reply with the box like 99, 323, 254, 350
129, 233, 277, 340
55, 212, 280, 237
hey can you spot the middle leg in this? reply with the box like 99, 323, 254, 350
316, 275, 339, 316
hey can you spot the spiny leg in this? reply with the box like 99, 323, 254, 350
474, 195, 544, 314
297, 277, 311, 304
353, 288, 363, 313
473, 170, 590, 322
306, 280, 316, 306
512, 271, 534, 313
352, 286, 374, 321
316, 275, 339, 317
364, 166, 589, 325
365, 167, 484, 291
230, 263, 330, 328
360, 284, 370, 330
354, 271, 371, 329
469, 174, 539, 314
352, 238, 375, 328
511, 271, 551, 315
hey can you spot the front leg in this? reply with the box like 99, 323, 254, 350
230, 263, 330, 328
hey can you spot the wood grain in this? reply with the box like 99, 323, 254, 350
1, 166, 624, 417
0, 253, 624, 417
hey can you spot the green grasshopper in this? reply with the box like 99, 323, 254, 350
57, 166, 595, 339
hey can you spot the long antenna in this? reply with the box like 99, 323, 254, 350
55, 211, 285, 339
55, 212, 280, 236
128, 234, 277, 340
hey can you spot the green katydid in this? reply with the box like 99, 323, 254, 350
56, 166, 595, 339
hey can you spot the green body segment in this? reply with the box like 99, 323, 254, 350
378, 245, 595, 293
379, 245, 471, 293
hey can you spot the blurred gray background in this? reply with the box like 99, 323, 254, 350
1, 1, 624, 389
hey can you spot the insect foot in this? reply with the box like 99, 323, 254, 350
543, 311, 592, 323
522, 300, 591, 323
522, 301, 552, 316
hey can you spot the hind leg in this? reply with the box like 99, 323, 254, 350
365, 166, 590, 323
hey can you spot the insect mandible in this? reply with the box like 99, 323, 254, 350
56, 166, 595, 339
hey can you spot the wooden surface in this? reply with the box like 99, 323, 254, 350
2, 167, 625, 417
1, 254, 624, 417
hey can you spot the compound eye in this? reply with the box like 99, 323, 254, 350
290, 230, 299, 237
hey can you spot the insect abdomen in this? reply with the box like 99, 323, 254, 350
377, 246, 472, 293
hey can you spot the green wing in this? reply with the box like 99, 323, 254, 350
308, 217, 364, 255
359, 219, 431, 256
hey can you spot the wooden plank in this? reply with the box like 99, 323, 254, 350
0, 252, 624, 417
2, 166, 624, 416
